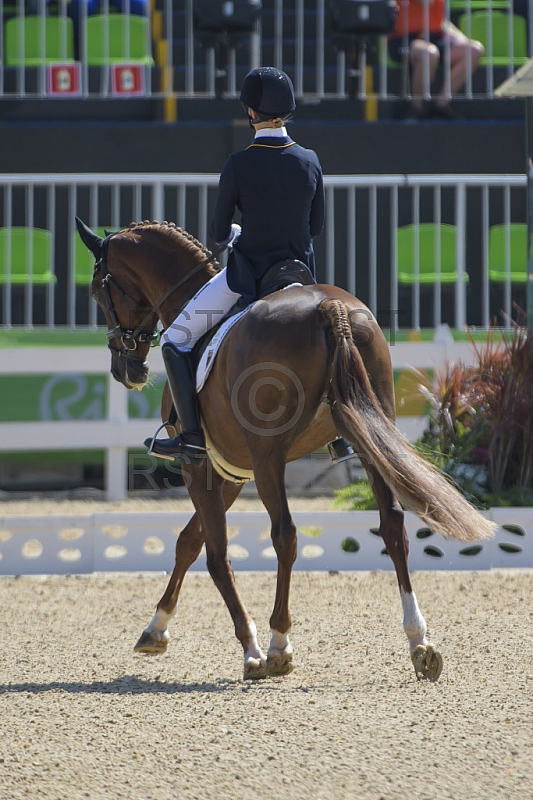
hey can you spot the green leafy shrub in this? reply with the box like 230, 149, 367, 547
331, 479, 378, 511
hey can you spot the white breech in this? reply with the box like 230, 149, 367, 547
161, 267, 241, 353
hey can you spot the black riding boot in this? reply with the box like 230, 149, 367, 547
144, 343, 208, 461
327, 437, 356, 463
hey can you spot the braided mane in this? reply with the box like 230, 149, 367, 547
124, 220, 220, 270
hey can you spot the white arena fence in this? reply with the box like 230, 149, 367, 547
0, 1, 531, 102
0, 509, 530, 575
0, 339, 477, 501
0, 172, 527, 331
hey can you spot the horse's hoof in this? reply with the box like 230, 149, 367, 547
266, 651, 294, 677
243, 658, 268, 681
411, 644, 443, 682
133, 630, 168, 655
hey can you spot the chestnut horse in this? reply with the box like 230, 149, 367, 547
76, 218, 495, 682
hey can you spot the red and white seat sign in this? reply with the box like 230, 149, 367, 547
47, 63, 82, 96
111, 64, 146, 96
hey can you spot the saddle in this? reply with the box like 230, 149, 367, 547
192, 258, 315, 365
255, 259, 316, 299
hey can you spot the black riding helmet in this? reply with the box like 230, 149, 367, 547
240, 66, 296, 120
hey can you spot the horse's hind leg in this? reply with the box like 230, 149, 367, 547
365, 462, 443, 681
252, 457, 297, 677
134, 479, 244, 657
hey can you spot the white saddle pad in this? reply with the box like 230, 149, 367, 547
195, 283, 303, 393
196, 305, 254, 392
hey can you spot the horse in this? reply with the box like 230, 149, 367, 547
76, 217, 495, 683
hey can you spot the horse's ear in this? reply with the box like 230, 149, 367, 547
75, 217, 104, 258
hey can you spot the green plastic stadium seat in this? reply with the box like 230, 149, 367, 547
4, 15, 75, 66
450, 0, 510, 11
397, 223, 469, 285
84, 14, 154, 65
488, 223, 527, 283
457, 11, 528, 66
73, 227, 110, 285
0, 227, 56, 285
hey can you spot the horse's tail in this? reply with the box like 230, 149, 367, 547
320, 299, 496, 542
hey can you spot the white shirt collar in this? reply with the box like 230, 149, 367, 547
254, 127, 288, 138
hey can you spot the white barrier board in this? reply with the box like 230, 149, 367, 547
0, 510, 531, 575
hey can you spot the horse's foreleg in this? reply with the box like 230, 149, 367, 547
253, 459, 297, 677
133, 512, 204, 655
366, 463, 443, 682
187, 471, 266, 680
134, 480, 244, 657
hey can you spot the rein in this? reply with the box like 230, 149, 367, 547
97, 232, 227, 355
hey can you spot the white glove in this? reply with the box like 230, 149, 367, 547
227, 223, 241, 249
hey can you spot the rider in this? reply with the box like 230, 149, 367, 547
147, 66, 354, 464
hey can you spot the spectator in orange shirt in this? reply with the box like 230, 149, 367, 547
388, 0, 484, 119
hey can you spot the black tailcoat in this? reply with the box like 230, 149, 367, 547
210, 135, 325, 300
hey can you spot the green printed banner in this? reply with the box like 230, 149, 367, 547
0, 370, 429, 422
0, 373, 166, 422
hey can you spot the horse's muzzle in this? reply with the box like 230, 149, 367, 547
109, 347, 149, 390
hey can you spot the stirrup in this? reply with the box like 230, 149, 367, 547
144, 422, 208, 463
328, 437, 356, 464
145, 421, 175, 461
147, 439, 208, 463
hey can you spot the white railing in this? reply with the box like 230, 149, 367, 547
0, 340, 488, 500
0, 172, 527, 331
0, 2, 531, 102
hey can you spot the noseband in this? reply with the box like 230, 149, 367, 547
95, 231, 226, 358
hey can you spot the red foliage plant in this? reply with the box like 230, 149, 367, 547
414, 319, 533, 495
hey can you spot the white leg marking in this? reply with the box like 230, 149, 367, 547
145, 608, 175, 642
268, 629, 293, 657
243, 620, 266, 667
400, 589, 428, 650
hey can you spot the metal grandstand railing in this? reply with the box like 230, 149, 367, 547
0, 172, 527, 331
0, 1, 531, 101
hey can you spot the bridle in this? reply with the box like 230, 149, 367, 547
95, 231, 226, 358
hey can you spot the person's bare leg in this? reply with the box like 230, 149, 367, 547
409, 40, 440, 110
435, 34, 484, 109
